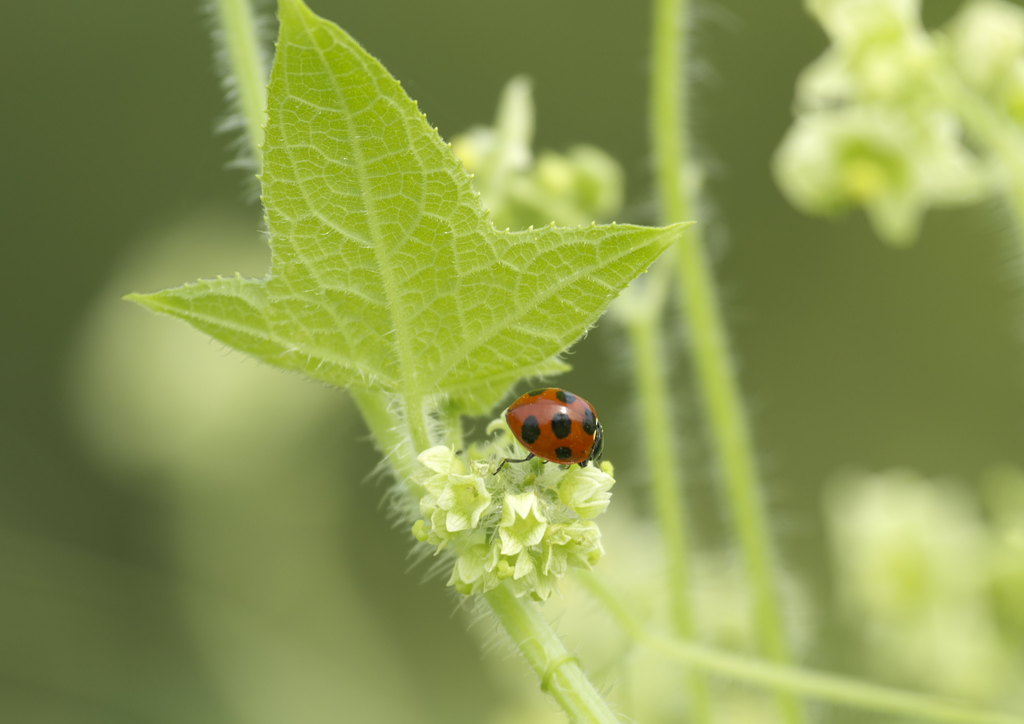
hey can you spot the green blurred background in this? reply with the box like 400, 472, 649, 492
4, 0, 1024, 722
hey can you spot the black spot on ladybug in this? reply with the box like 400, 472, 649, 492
521, 415, 541, 444
554, 389, 576, 404
555, 446, 573, 460
551, 411, 572, 439
527, 388, 547, 398
581, 408, 596, 436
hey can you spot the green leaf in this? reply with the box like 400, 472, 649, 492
128, 0, 685, 411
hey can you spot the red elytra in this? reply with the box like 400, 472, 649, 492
497, 388, 603, 473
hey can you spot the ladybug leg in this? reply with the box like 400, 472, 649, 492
494, 453, 535, 474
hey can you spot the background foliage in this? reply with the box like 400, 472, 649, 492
3, 0, 1023, 722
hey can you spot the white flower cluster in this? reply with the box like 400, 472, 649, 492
411, 445, 614, 600
775, 0, 1024, 246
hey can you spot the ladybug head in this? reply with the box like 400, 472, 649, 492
586, 421, 604, 466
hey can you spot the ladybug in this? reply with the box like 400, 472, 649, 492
496, 388, 603, 473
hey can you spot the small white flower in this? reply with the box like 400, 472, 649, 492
417, 445, 464, 476
436, 475, 492, 532
558, 464, 615, 519
499, 492, 548, 556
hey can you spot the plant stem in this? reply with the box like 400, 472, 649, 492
577, 571, 1024, 724
351, 389, 417, 480
358, 391, 619, 721
676, 233, 804, 714
442, 404, 618, 720
631, 4, 714, 722
485, 584, 621, 724
650, 0, 804, 721
402, 392, 433, 453
624, 307, 711, 723
211, 0, 268, 164
359, 383, 623, 721
651, 0, 690, 226
647, 1, 715, 719
371, 392, 617, 720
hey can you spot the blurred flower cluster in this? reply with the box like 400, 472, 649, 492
775, 0, 1024, 246
826, 467, 1024, 706
412, 435, 615, 601
451, 76, 624, 230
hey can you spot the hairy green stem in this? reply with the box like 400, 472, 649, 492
647, 2, 714, 720
351, 390, 417, 481
485, 585, 621, 724
438, 402, 616, 720
451, 413, 620, 722
370, 389, 617, 719
402, 393, 433, 453
211, 0, 268, 164
362, 392, 617, 720
624, 309, 711, 722
675, 235, 803, 715
577, 572, 1024, 724
650, 0, 804, 721
651, 0, 690, 225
